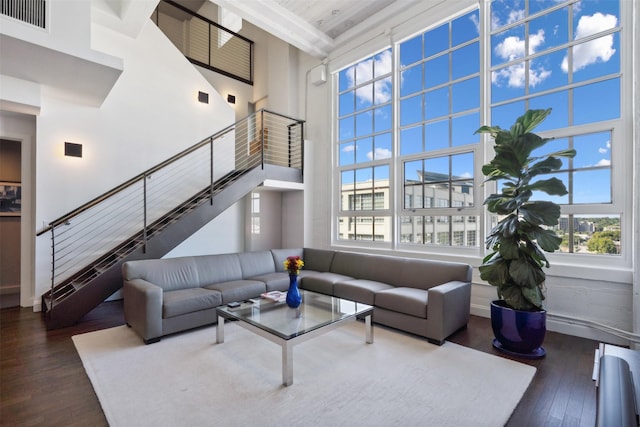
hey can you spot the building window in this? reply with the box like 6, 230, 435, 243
403, 153, 475, 210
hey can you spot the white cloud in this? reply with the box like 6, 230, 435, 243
490, 7, 524, 31
492, 62, 552, 88
561, 13, 617, 73
342, 144, 355, 153
470, 13, 480, 34
347, 50, 393, 105
597, 140, 611, 155
508, 9, 525, 25
596, 158, 611, 166
492, 29, 550, 88
491, 29, 551, 88
367, 148, 392, 161
495, 29, 545, 60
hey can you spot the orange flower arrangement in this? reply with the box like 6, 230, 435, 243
284, 255, 304, 275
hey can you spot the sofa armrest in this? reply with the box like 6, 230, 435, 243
426, 281, 471, 343
124, 278, 163, 344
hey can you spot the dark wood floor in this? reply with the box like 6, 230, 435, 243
0, 300, 599, 426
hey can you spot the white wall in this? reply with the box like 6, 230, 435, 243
165, 201, 244, 257
31, 19, 238, 306
245, 190, 282, 251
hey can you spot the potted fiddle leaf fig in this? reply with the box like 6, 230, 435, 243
475, 108, 576, 359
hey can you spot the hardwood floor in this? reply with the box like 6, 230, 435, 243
0, 300, 599, 426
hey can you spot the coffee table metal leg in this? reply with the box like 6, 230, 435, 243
283, 342, 293, 386
216, 315, 225, 343
365, 314, 373, 344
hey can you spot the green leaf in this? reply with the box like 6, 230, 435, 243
498, 237, 520, 260
475, 125, 502, 136
484, 194, 517, 215
517, 133, 550, 157
510, 121, 524, 138
546, 148, 577, 159
519, 108, 552, 134
519, 201, 561, 226
481, 163, 509, 180
479, 252, 509, 286
529, 228, 562, 252
509, 257, 545, 289
521, 286, 545, 310
525, 177, 568, 196
490, 148, 523, 177
528, 157, 563, 176
500, 283, 537, 311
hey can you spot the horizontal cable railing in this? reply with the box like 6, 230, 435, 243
39, 110, 304, 309
153, 0, 254, 85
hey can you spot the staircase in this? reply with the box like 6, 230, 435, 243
38, 110, 304, 329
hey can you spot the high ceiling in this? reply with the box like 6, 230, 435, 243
212, 0, 425, 58
271, 0, 397, 39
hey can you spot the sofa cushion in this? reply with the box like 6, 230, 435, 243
330, 251, 374, 279
271, 248, 304, 272
162, 288, 222, 319
333, 279, 394, 305
299, 272, 352, 295
238, 251, 277, 278
394, 259, 471, 290
375, 287, 428, 318
123, 257, 199, 291
204, 280, 267, 304
249, 272, 290, 292
192, 254, 243, 286
303, 248, 336, 272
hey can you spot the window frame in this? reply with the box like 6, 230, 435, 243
329, 0, 632, 272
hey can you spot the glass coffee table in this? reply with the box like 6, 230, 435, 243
216, 289, 374, 386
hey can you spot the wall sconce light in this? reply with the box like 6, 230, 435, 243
198, 91, 209, 104
64, 142, 83, 158
227, 94, 236, 104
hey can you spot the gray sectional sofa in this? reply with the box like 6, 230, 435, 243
122, 248, 472, 345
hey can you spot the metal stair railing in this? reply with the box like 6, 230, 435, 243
37, 109, 304, 313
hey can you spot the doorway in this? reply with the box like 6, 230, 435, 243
0, 139, 21, 308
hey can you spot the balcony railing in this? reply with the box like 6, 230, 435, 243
1, 0, 46, 28
153, 0, 254, 85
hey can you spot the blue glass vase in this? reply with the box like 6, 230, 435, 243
286, 274, 302, 308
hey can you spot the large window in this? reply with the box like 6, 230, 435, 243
333, 0, 626, 259
337, 50, 393, 243
397, 9, 481, 249
489, 0, 622, 256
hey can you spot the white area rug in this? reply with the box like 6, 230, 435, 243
73, 321, 535, 427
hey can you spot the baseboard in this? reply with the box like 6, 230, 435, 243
470, 303, 630, 346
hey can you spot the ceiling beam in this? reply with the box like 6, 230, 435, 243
211, 0, 334, 58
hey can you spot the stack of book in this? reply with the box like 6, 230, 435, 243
260, 291, 286, 302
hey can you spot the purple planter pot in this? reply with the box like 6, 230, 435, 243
491, 300, 546, 359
